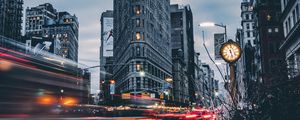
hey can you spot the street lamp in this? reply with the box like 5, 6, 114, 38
199, 22, 227, 42
199, 22, 229, 81
199, 22, 215, 27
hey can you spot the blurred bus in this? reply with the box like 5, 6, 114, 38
0, 36, 90, 115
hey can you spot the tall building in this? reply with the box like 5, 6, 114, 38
170, 4, 196, 103
235, 28, 248, 108
0, 0, 23, 40
279, 1, 300, 118
25, 3, 57, 37
280, 0, 300, 80
201, 63, 214, 107
236, 0, 256, 85
171, 49, 189, 105
241, 0, 256, 46
25, 3, 79, 62
100, 10, 114, 104
237, 0, 256, 84
235, 0, 256, 109
253, 0, 287, 86
194, 53, 203, 106
113, 0, 173, 104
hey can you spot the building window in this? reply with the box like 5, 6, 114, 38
141, 19, 144, 27
296, 5, 299, 20
246, 23, 250, 29
293, 9, 297, 26
136, 77, 141, 89
247, 32, 250, 37
142, 47, 145, 56
285, 21, 289, 34
136, 18, 140, 27
136, 62, 141, 71
134, 5, 142, 15
288, 17, 291, 31
136, 32, 141, 40
283, 0, 287, 7
136, 46, 140, 56
268, 28, 272, 33
245, 14, 249, 20
274, 27, 279, 32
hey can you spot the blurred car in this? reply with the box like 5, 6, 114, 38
179, 108, 217, 120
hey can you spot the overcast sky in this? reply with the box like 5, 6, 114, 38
23, 0, 241, 93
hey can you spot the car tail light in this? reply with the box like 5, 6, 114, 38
202, 114, 212, 119
185, 114, 198, 118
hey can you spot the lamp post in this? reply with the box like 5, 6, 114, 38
199, 22, 227, 42
199, 22, 229, 81
200, 22, 242, 107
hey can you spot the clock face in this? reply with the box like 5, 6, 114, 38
220, 40, 241, 63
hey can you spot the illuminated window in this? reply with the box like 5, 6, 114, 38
268, 28, 272, 33
136, 63, 141, 71
274, 28, 279, 32
134, 5, 141, 15
64, 19, 71, 23
267, 15, 271, 21
136, 32, 141, 40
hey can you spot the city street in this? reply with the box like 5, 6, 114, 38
1, 0, 300, 119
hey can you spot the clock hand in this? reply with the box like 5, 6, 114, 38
229, 49, 234, 58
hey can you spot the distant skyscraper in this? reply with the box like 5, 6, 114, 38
194, 52, 204, 105
25, 3, 57, 37
201, 63, 214, 107
0, 0, 23, 40
113, 0, 173, 104
100, 10, 113, 103
171, 48, 189, 105
25, 3, 79, 62
235, 0, 256, 106
241, 0, 255, 46
237, 0, 256, 82
170, 4, 196, 103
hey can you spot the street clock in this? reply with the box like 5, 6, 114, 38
220, 39, 241, 63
